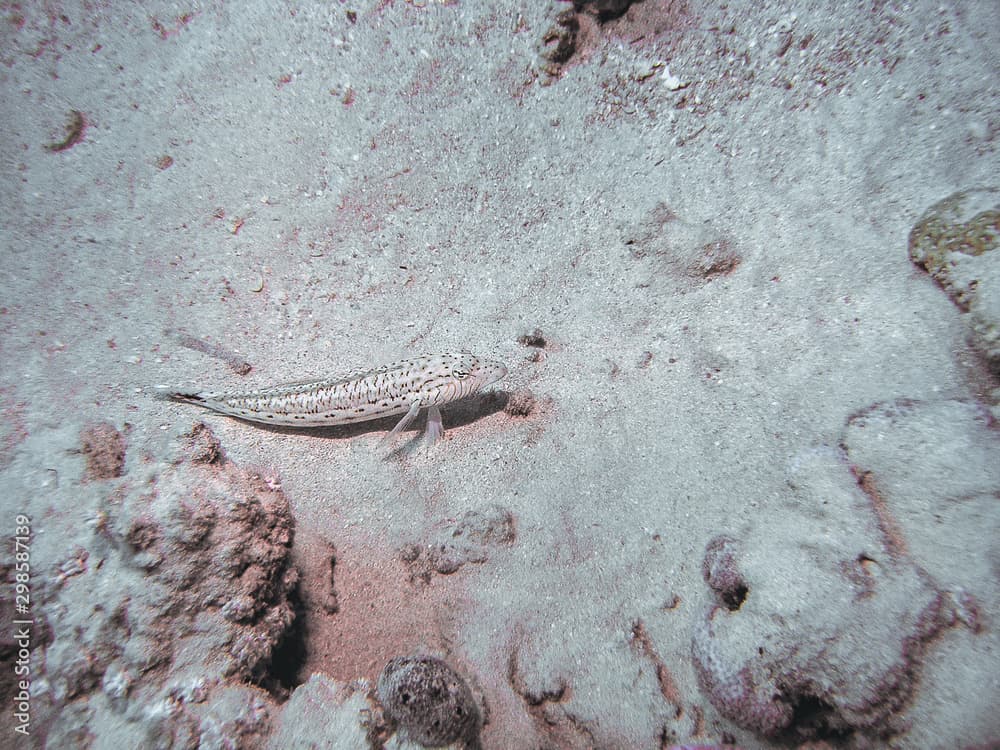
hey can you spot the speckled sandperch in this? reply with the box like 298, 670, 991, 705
158, 351, 508, 443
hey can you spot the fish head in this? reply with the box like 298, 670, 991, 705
451, 352, 508, 390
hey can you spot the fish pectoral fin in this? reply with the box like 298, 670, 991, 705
424, 405, 444, 445
150, 385, 199, 401
151, 386, 211, 405
380, 400, 422, 444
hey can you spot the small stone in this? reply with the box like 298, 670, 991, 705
661, 64, 687, 90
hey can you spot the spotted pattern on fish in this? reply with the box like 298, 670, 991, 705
160, 351, 508, 443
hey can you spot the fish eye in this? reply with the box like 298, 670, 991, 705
452, 367, 470, 379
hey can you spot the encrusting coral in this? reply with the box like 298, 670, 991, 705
377, 655, 481, 748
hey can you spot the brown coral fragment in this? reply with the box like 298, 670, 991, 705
542, 10, 581, 65
45, 110, 87, 152
539, 8, 599, 79
322, 543, 340, 614
849, 467, 909, 561
629, 619, 683, 718
701, 535, 748, 611
80, 421, 127, 480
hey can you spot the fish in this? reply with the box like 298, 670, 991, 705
157, 351, 508, 444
